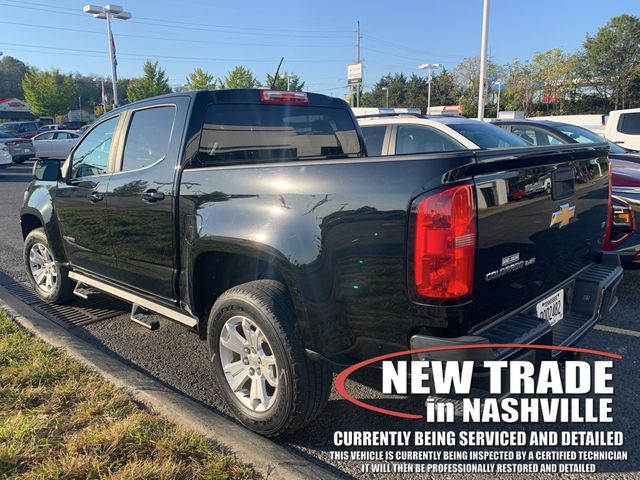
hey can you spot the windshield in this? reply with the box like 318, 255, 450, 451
0, 123, 17, 131
447, 121, 528, 149
198, 104, 363, 165
554, 123, 626, 153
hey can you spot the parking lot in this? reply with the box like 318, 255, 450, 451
1, 160, 639, 479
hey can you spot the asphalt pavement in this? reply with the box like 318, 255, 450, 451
1, 160, 639, 479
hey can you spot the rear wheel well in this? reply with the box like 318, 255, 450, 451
21, 214, 42, 240
192, 251, 288, 339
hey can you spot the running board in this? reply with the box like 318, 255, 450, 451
131, 304, 160, 330
73, 282, 99, 300
68, 271, 198, 328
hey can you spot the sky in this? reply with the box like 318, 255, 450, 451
0, 0, 637, 98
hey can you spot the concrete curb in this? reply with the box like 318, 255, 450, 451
0, 284, 344, 480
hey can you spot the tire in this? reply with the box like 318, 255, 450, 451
12, 157, 26, 164
207, 280, 331, 437
24, 228, 74, 304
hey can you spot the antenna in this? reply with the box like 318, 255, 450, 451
271, 57, 285, 89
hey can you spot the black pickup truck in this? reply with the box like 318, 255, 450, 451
21, 89, 622, 436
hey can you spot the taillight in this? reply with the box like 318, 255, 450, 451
260, 90, 309, 105
413, 185, 476, 300
603, 198, 635, 250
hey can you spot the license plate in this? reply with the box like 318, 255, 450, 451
536, 290, 564, 326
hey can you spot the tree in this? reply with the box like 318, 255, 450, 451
22, 69, 75, 116
264, 71, 305, 91
0, 56, 28, 99
223, 66, 260, 89
453, 56, 499, 117
127, 60, 171, 102
582, 14, 640, 109
185, 68, 217, 90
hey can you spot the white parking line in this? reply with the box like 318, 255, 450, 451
594, 324, 640, 338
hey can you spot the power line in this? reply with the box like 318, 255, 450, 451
1, 0, 352, 38
1, 42, 351, 64
0, 20, 352, 49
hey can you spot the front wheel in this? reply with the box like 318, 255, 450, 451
207, 280, 331, 437
24, 228, 74, 303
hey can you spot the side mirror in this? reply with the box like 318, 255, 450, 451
33, 159, 61, 181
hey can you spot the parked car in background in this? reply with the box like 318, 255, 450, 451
59, 121, 87, 131
357, 113, 527, 156
77, 124, 91, 135
0, 132, 35, 163
0, 143, 12, 168
32, 130, 81, 160
532, 114, 608, 137
605, 108, 640, 151
0, 121, 40, 139
37, 124, 61, 132
492, 118, 640, 267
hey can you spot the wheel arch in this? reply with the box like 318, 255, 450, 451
188, 243, 312, 349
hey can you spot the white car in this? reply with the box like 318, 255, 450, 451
605, 108, 640, 151
32, 130, 81, 160
357, 113, 527, 156
0, 145, 12, 168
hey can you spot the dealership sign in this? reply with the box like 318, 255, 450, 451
0, 98, 31, 111
347, 63, 362, 85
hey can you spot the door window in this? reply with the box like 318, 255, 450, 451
395, 125, 463, 155
511, 126, 564, 145
55, 132, 73, 140
619, 113, 640, 135
361, 125, 387, 156
121, 106, 175, 172
36, 132, 55, 141
70, 116, 118, 178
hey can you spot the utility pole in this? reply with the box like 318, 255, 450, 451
356, 20, 361, 108
477, 0, 490, 119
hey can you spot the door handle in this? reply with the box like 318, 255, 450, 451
614, 141, 625, 144
89, 192, 104, 203
142, 190, 165, 203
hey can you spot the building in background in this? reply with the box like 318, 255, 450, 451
0, 98, 35, 122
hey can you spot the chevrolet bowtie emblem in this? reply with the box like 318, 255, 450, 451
550, 203, 576, 228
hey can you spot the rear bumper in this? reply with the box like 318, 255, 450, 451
410, 253, 623, 362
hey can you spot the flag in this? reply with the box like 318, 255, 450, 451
110, 28, 117, 69
101, 81, 108, 105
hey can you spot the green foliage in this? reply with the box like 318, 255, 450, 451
21, 69, 75, 116
264, 72, 305, 91
223, 66, 260, 89
361, 71, 460, 113
185, 68, 217, 90
127, 60, 171, 102
582, 14, 640, 109
0, 56, 28, 99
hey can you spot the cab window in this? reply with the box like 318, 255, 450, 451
71, 116, 118, 178
361, 125, 387, 156
121, 106, 176, 172
395, 125, 464, 154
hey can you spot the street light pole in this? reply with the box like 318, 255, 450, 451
83, 4, 131, 108
382, 87, 389, 107
418, 63, 442, 115
477, 0, 490, 119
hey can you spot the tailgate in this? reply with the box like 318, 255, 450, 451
471, 144, 610, 326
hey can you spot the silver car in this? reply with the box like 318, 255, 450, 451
0, 132, 35, 163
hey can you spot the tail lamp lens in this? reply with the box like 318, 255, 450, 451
259, 90, 309, 105
414, 185, 476, 299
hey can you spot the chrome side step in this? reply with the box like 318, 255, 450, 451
73, 282, 98, 300
68, 271, 198, 328
131, 304, 160, 330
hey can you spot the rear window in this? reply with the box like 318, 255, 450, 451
448, 122, 527, 149
619, 113, 640, 135
555, 123, 624, 153
196, 104, 362, 166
